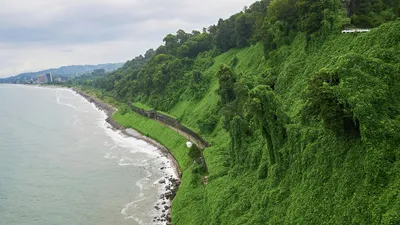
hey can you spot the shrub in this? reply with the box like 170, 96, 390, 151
304, 68, 360, 138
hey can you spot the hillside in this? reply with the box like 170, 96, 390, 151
74, 0, 400, 224
0, 63, 123, 84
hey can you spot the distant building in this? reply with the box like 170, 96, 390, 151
37, 75, 46, 84
341, 28, 370, 34
55, 77, 62, 82
45, 73, 53, 83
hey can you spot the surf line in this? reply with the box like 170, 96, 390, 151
73, 88, 181, 224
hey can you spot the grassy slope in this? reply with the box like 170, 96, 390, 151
113, 22, 399, 224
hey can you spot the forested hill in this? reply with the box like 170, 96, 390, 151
0, 63, 123, 84
78, 0, 400, 224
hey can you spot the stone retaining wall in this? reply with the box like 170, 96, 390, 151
128, 103, 210, 173
128, 104, 210, 149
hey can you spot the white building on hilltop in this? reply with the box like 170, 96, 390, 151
342, 29, 370, 34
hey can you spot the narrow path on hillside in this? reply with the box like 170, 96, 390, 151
153, 119, 209, 182
157, 120, 206, 150
127, 104, 210, 183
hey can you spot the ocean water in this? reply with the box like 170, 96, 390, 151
0, 85, 176, 225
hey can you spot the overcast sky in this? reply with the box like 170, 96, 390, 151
0, 0, 256, 78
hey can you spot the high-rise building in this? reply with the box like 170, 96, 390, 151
45, 73, 53, 83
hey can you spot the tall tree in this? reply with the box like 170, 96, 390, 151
215, 18, 237, 52
163, 34, 179, 55
296, 0, 347, 36
348, 0, 400, 27
235, 13, 254, 47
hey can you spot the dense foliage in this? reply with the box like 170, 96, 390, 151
346, 0, 400, 27
82, 0, 399, 111
75, 1, 400, 224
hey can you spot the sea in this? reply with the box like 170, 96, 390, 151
0, 84, 176, 225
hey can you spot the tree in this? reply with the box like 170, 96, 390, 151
144, 49, 155, 59
215, 18, 237, 52
247, 0, 269, 43
178, 33, 213, 58
176, 29, 190, 44
217, 65, 237, 105
348, 0, 400, 27
249, 85, 287, 165
155, 45, 168, 55
235, 14, 254, 47
163, 34, 179, 55
296, 0, 347, 37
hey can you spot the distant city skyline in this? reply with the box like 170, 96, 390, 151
0, 0, 256, 78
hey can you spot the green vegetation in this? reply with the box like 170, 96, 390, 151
346, 0, 400, 27
132, 102, 153, 111
72, 1, 400, 224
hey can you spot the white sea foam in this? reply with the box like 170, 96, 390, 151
55, 90, 88, 112
75, 90, 178, 224
100, 121, 160, 157
56, 95, 79, 111
103, 152, 117, 159
136, 177, 149, 191
118, 157, 147, 167
136, 165, 153, 191
121, 198, 146, 224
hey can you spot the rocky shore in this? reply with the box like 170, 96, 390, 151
153, 174, 181, 224
72, 88, 181, 225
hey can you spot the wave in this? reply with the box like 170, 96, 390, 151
121, 198, 147, 224
55, 90, 84, 112
103, 152, 117, 159
99, 120, 160, 157
118, 157, 147, 167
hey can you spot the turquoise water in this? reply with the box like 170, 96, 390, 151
0, 85, 175, 225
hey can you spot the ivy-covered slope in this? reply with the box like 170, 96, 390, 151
102, 21, 400, 225
190, 24, 398, 225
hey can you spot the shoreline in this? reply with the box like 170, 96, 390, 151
72, 88, 181, 225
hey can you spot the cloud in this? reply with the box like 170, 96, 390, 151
0, 0, 256, 77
